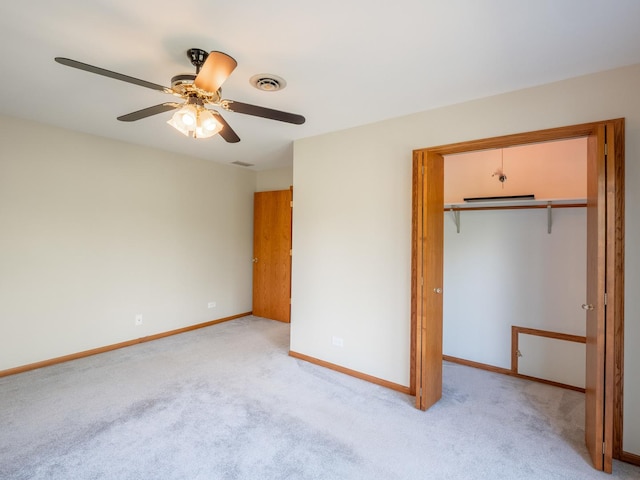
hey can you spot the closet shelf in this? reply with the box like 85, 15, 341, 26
444, 198, 587, 211
444, 198, 587, 234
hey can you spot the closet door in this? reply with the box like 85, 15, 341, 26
414, 151, 444, 410
584, 122, 617, 472
584, 125, 607, 471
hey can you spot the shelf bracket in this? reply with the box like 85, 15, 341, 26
547, 201, 552, 234
450, 208, 461, 234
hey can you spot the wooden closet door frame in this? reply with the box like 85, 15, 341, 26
410, 119, 625, 467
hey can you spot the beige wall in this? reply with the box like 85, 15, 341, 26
291, 64, 640, 455
256, 166, 293, 192
0, 116, 256, 370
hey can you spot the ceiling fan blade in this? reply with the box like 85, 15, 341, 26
194, 51, 237, 93
55, 57, 171, 93
213, 111, 241, 143
117, 103, 180, 122
222, 100, 306, 125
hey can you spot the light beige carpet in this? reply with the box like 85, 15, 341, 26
1, 315, 638, 479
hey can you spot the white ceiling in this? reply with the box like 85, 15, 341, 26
1, 1, 640, 171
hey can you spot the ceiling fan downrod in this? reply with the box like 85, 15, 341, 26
187, 48, 208, 74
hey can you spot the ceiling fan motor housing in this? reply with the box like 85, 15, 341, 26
171, 73, 221, 103
171, 74, 197, 87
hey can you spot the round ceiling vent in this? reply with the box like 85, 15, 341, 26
250, 74, 287, 92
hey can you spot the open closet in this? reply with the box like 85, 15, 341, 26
442, 138, 588, 391
410, 119, 625, 472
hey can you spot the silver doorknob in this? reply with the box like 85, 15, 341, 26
252, 258, 258, 263
433, 288, 442, 294
581, 304, 594, 311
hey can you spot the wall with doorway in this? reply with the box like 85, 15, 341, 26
292, 63, 640, 456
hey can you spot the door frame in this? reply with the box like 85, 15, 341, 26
410, 119, 625, 466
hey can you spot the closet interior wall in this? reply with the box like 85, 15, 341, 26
442, 139, 588, 387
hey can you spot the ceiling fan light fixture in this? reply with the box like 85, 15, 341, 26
167, 104, 196, 136
196, 109, 223, 138
181, 111, 196, 126
167, 104, 222, 138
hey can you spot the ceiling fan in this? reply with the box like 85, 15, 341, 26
54, 48, 306, 143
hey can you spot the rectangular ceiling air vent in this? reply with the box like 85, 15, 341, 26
231, 161, 255, 167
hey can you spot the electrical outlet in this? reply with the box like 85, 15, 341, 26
135, 314, 143, 326
332, 336, 344, 347
208, 302, 216, 308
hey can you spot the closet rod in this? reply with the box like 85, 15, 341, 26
444, 203, 586, 212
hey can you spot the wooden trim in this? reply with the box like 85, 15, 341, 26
0, 312, 252, 378
445, 354, 585, 393
409, 153, 418, 396
513, 373, 586, 393
511, 326, 519, 372
608, 119, 626, 461
410, 151, 422, 397
443, 355, 513, 376
445, 203, 586, 212
511, 326, 586, 393
620, 451, 640, 467
289, 350, 411, 395
513, 326, 586, 345
421, 120, 623, 156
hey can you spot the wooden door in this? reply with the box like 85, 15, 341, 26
584, 121, 622, 473
413, 151, 444, 410
252, 189, 292, 323
584, 126, 608, 470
